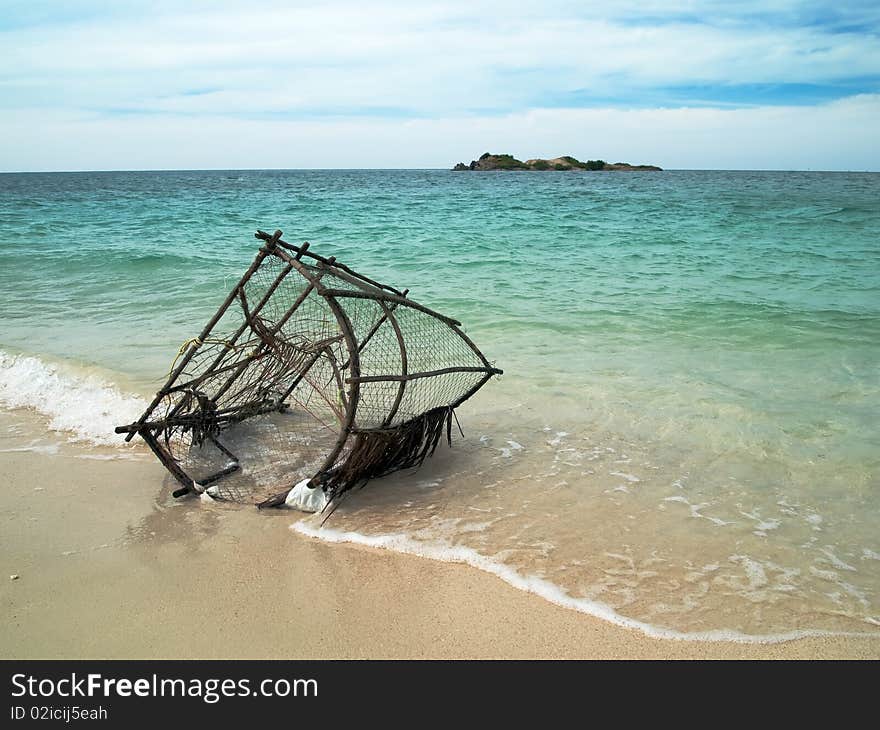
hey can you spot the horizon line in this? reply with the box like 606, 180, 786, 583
2, 167, 878, 174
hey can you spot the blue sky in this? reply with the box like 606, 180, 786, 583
1, 1, 878, 170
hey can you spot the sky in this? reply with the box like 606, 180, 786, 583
1, 0, 879, 171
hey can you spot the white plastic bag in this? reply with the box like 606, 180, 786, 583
284, 478, 329, 513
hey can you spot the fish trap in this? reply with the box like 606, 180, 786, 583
116, 230, 502, 510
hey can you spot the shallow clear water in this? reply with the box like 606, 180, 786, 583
1, 169, 878, 637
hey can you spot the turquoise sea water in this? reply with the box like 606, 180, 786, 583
1, 169, 878, 638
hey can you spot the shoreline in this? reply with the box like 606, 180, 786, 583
2, 446, 878, 659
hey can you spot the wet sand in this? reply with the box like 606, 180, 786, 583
2, 449, 878, 659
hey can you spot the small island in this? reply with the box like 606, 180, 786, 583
452, 152, 662, 172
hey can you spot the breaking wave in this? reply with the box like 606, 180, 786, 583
0, 350, 147, 447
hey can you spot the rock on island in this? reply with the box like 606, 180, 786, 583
452, 153, 662, 171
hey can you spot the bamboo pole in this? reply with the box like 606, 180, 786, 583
304, 292, 361, 488
347, 365, 502, 383
378, 301, 408, 428
256, 230, 405, 297
321, 289, 462, 327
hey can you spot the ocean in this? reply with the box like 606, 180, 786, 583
1, 168, 878, 640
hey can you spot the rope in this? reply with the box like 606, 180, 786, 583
167, 337, 234, 378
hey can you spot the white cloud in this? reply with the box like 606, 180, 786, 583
2, 94, 877, 171
1, 2, 878, 169
2, 1, 879, 114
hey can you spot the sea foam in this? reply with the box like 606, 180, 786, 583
0, 351, 147, 447
292, 520, 878, 644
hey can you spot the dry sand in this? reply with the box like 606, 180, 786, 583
2, 448, 878, 659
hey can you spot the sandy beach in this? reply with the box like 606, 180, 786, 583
2, 440, 877, 660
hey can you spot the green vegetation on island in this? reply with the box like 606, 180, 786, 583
452, 152, 662, 172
